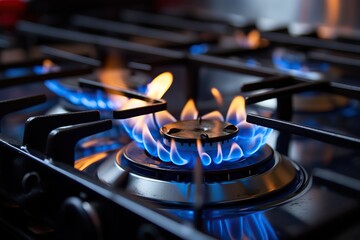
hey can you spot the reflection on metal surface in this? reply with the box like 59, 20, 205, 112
317, 0, 340, 39
75, 152, 108, 171
75, 134, 125, 159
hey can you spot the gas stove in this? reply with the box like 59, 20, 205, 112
0, 3, 360, 240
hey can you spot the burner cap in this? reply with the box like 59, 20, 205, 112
160, 120, 238, 144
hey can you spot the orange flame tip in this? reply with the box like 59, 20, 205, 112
247, 30, 261, 48
121, 97, 145, 110
180, 99, 198, 120
98, 53, 127, 88
155, 110, 176, 127
75, 152, 108, 171
118, 72, 173, 111
211, 87, 223, 106
43, 59, 54, 68
147, 72, 173, 99
202, 111, 224, 121
226, 96, 246, 124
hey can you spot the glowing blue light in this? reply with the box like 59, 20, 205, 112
273, 54, 302, 70
137, 84, 148, 93
34, 64, 148, 111
340, 101, 359, 117
4, 67, 31, 78
122, 111, 273, 166
218, 213, 278, 240
169, 209, 278, 240
47, 80, 128, 110
189, 43, 209, 55
246, 58, 259, 67
272, 48, 329, 79
169, 144, 190, 165
33, 66, 45, 75
319, 62, 330, 72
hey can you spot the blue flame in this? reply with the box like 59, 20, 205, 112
33, 64, 147, 110
272, 48, 329, 79
208, 213, 278, 240
44, 80, 125, 110
170, 210, 278, 240
122, 108, 272, 166
3, 67, 32, 78
189, 43, 209, 55
3, 65, 58, 78
246, 58, 260, 67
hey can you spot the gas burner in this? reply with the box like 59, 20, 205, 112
89, 72, 310, 209
96, 142, 311, 210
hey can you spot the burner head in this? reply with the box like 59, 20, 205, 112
156, 119, 253, 165
120, 94, 273, 166
160, 119, 238, 144
96, 143, 311, 210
